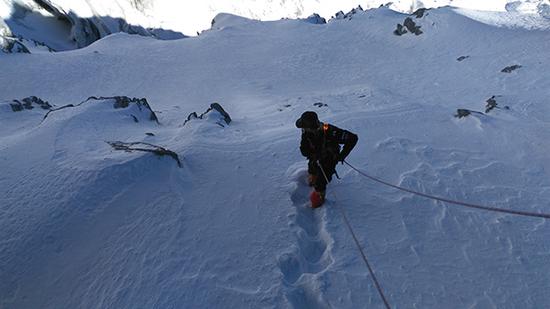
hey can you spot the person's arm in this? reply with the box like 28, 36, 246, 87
300, 134, 314, 159
329, 125, 358, 162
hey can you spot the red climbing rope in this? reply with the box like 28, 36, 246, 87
344, 161, 550, 220
317, 162, 392, 309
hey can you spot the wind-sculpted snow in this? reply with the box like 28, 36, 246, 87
1, 5, 550, 309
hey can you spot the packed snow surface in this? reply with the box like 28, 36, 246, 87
1, 6, 550, 309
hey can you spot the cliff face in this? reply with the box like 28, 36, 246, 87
0, 0, 184, 53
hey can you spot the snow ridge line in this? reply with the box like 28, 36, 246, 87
317, 163, 392, 309
345, 161, 550, 220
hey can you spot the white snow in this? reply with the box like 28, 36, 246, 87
1, 0, 548, 36
1, 6, 550, 309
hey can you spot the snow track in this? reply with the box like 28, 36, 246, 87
1, 5, 550, 308
279, 168, 334, 308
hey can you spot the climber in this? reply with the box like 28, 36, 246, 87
295, 111, 358, 208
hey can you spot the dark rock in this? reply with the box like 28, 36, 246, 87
404, 17, 423, 35
42, 96, 159, 124
484, 95, 509, 113
211, 103, 232, 125
304, 14, 326, 24
457, 55, 470, 62
9, 103, 23, 112
182, 103, 232, 127
501, 65, 522, 73
9, 96, 52, 112
412, 8, 430, 18
485, 96, 497, 113
394, 24, 408, 36
145, 132, 155, 136
313, 102, 328, 107
455, 109, 472, 118
333, 6, 363, 20
334, 11, 345, 19
455, 108, 485, 118
108, 96, 159, 123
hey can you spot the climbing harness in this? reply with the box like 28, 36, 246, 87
317, 162, 392, 309
344, 161, 550, 220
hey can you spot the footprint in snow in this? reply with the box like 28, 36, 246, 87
278, 168, 334, 308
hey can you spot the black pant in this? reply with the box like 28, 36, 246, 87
308, 158, 337, 192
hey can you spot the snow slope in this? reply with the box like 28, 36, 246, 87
0, 0, 550, 46
1, 6, 550, 308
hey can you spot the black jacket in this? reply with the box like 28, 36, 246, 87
300, 123, 358, 162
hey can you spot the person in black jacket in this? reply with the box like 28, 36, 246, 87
295, 111, 358, 208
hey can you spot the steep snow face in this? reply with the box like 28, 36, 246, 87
1, 6, 550, 309
0, 0, 184, 53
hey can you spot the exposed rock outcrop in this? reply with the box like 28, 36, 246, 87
485, 96, 510, 113
8, 96, 52, 112
394, 9, 427, 36
303, 14, 326, 24
455, 96, 511, 118
412, 8, 430, 18
454, 108, 484, 118
501, 64, 522, 73
42, 96, 160, 124
333, 6, 364, 20
182, 103, 231, 127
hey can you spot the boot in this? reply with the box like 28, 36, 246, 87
310, 190, 326, 208
307, 174, 317, 187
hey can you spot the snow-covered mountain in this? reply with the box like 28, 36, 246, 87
0, 0, 184, 53
1, 3, 550, 309
1, 0, 550, 54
